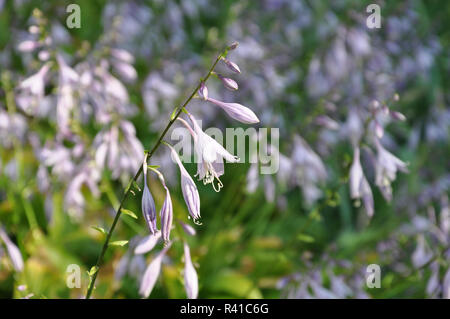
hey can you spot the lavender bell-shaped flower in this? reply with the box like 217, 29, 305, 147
349, 147, 374, 217
0, 226, 24, 272
141, 158, 157, 234
167, 144, 201, 223
206, 97, 259, 124
183, 241, 198, 299
139, 244, 171, 298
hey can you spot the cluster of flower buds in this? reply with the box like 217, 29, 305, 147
137, 43, 259, 298
348, 95, 408, 217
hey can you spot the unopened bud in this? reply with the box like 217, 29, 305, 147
228, 41, 239, 50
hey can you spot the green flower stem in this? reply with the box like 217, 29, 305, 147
85, 48, 226, 299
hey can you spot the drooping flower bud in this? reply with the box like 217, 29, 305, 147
390, 110, 406, 121
198, 82, 208, 100
228, 41, 239, 50
222, 58, 241, 74
349, 147, 374, 217
206, 97, 259, 124
217, 74, 238, 91
154, 171, 173, 244
183, 242, 198, 299
0, 227, 24, 272
179, 220, 196, 236
134, 231, 161, 255
142, 159, 157, 234
167, 144, 201, 222
139, 244, 171, 298
374, 120, 384, 139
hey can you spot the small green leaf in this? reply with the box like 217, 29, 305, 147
147, 165, 160, 169
170, 107, 179, 121
132, 180, 141, 192
121, 208, 138, 219
91, 226, 107, 235
88, 266, 99, 276
297, 234, 315, 243
110, 240, 129, 247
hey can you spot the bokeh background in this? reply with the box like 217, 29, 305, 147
0, 0, 449, 298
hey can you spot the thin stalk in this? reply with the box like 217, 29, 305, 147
85, 48, 226, 299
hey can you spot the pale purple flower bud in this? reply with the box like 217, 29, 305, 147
228, 41, 239, 50
179, 221, 196, 236
206, 97, 259, 124
381, 104, 390, 116
374, 120, 384, 139
370, 99, 380, 110
217, 74, 238, 91
198, 82, 208, 101
393, 93, 400, 101
168, 145, 201, 222
110, 48, 135, 64
139, 244, 171, 298
314, 115, 339, 130
112, 61, 137, 82
18, 40, 40, 52
412, 235, 433, 268
38, 50, 50, 61
134, 231, 161, 255
443, 268, 450, 299
57, 54, 79, 84
349, 147, 374, 217
156, 172, 173, 244
142, 162, 157, 235
19, 63, 50, 96
0, 227, 24, 272
222, 58, 241, 74
390, 110, 406, 121
183, 242, 198, 299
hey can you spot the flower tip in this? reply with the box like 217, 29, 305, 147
228, 41, 239, 50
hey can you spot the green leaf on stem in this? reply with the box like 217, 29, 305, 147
91, 226, 107, 235
110, 240, 129, 247
120, 208, 138, 219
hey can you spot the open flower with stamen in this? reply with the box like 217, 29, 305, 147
206, 97, 259, 124
141, 157, 157, 234
349, 147, 374, 217
374, 139, 409, 201
183, 241, 198, 299
167, 144, 201, 222
179, 114, 240, 191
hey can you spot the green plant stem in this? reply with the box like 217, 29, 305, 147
85, 49, 226, 299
